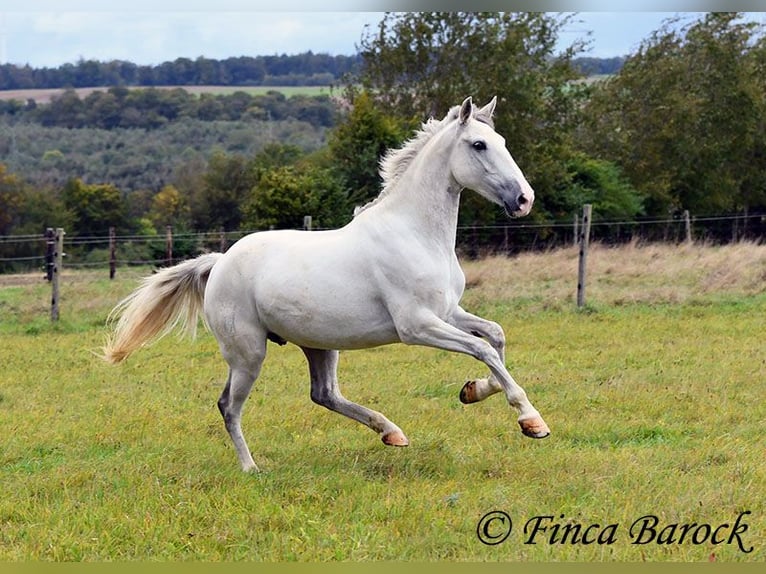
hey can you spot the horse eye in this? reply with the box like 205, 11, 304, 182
472, 141, 487, 151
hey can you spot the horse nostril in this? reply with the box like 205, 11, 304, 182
518, 194, 528, 206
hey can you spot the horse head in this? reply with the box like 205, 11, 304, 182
449, 96, 535, 218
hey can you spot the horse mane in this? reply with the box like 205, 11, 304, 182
353, 104, 465, 217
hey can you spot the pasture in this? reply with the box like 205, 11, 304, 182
0, 85, 333, 105
0, 241, 764, 561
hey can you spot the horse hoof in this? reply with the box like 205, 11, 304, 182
459, 380, 479, 404
519, 417, 550, 439
382, 430, 409, 447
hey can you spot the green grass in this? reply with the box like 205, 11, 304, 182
0, 245, 764, 561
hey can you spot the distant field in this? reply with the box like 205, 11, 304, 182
0, 242, 764, 560
0, 85, 335, 104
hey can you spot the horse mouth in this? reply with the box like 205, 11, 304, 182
502, 186, 532, 218
503, 200, 527, 218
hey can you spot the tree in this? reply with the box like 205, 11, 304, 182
554, 155, 644, 221
189, 151, 255, 231
579, 13, 766, 215
61, 178, 127, 236
0, 166, 71, 271
241, 164, 349, 231
0, 164, 23, 235
147, 184, 191, 231
327, 91, 409, 209
250, 143, 304, 174
350, 12, 590, 222
39, 89, 86, 128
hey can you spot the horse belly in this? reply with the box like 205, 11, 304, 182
259, 285, 400, 350
245, 241, 401, 350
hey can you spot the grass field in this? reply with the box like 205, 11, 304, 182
0, 241, 764, 561
0, 85, 334, 104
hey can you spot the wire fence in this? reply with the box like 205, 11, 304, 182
1, 211, 764, 276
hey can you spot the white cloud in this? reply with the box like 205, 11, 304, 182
3, 11, 380, 66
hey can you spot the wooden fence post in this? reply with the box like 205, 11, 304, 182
573, 214, 579, 247
109, 226, 116, 279
51, 227, 65, 321
44, 227, 55, 281
303, 215, 313, 231
219, 226, 227, 252
683, 210, 692, 244
165, 225, 173, 267
577, 204, 592, 308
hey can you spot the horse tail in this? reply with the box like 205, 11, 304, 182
103, 252, 223, 364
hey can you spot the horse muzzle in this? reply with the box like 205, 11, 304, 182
503, 192, 534, 218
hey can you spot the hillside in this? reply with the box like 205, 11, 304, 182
0, 86, 338, 193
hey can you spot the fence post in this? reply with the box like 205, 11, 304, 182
683, 210, 692, 244
165, 225, 173, 267
303, 215, 313, 231
109, 226, 116, 279
573, 214, 579, 247
51, 227, 65, 321
44, 227, 55, 281
577, 204, 592, 308
219, 226, 227, 252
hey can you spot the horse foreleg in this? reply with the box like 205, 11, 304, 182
397, 311, 549, 439
449, 307, 505, 404
302, 347, 409, 446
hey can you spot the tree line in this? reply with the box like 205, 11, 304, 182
1, 12, 764, 272
0, 53, 362, 90
0, 51, 624, 92
1, 87, 337, 129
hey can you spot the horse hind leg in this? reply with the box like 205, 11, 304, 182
302, 347, 409, 447
217, 364, 263, 472
216, 335, 267, 472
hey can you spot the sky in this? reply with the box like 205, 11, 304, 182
0, 5, 764, 68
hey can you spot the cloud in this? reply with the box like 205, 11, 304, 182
3, 12, 381, 67
6, 13, 177, 65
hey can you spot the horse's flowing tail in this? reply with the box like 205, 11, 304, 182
103, 252, 223, 364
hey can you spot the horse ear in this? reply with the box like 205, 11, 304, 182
458, 97, 473, 125
477, 96, 497, 121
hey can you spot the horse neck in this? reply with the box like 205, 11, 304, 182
379, 130, 462, 248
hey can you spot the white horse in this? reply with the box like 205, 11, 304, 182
104, 96, 550, 472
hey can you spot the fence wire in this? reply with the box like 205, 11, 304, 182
1, 212, 764, 274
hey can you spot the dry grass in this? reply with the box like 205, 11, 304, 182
461, 240, 766, 311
